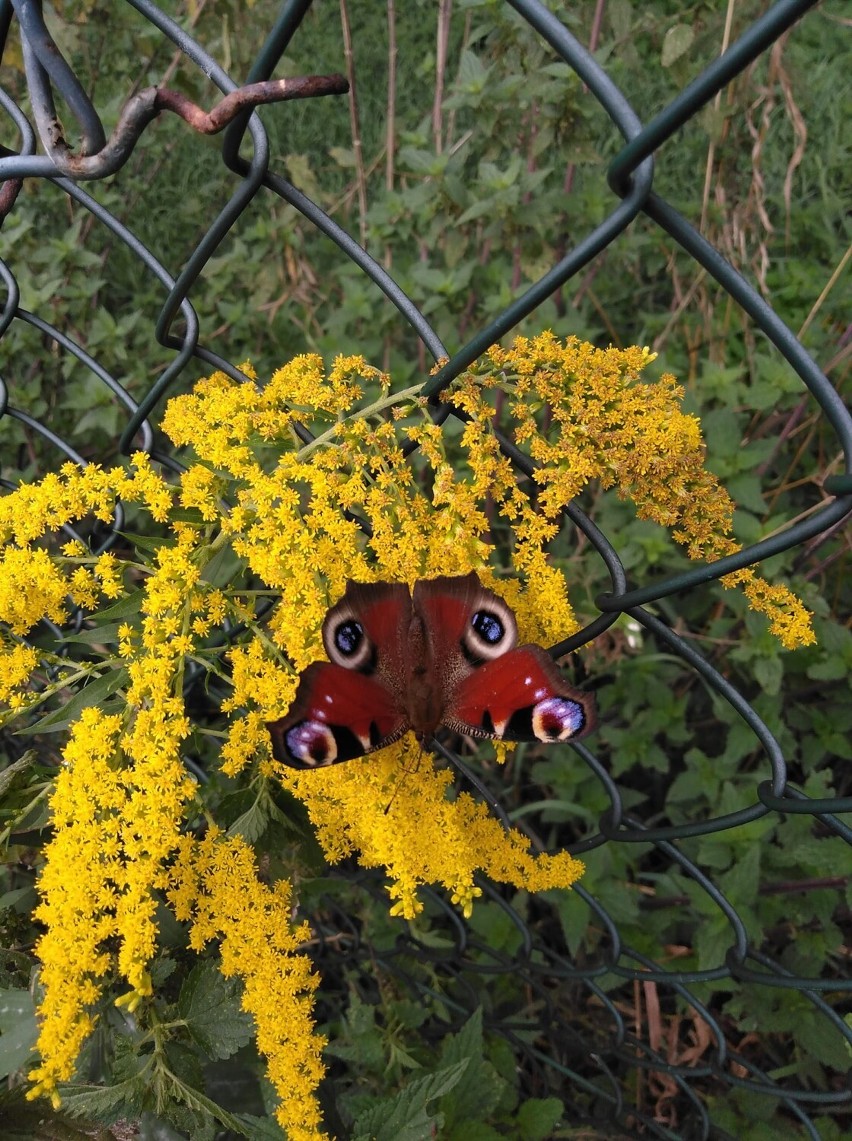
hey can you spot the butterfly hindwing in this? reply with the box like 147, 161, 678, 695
267, 661, 409, 769
444, 645, 596, 743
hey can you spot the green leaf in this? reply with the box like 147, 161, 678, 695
177, 962, 254, 1061
721, 842, 761, 903
807, 657, 849, 681
90, 590, 144, 620
61, 622, 126, 645
517, 1096, 564, 1140
0, 887, 35, 914
726, 473, 768, 513
753, 654, 783, 696
0, 990, 37, 1079
17, 669, 129, 735
226, 787, 291, 845
0, 754, 34, 798
661, 24, 694, 67
325, 993, 385, 1070
226, 798, 272, 844
232, 1115, 286, 1140
117, 531, 177, 553
439, 1009, 505, 1128
795, 1008, 850, 1069
352, 1060, 468, 1141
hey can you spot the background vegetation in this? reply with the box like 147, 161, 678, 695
0, 1, 849, 1138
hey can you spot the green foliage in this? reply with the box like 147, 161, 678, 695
1, 0, 849, 1138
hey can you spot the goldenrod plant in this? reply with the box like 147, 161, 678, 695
1, 338, 813, 1137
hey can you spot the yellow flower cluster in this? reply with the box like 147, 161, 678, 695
27, 709, 127, 1103
25, 538, 199, 1098
0, 455, 172, 637
168, 830, 328, 1141
457, 332, 815, 649
280, 741, 584, 921
0, 641, 38, 710
162, 355, 589, 920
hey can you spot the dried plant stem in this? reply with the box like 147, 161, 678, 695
700, 0, 737, 235
339, 0, 369, 248
433, 0, 452, 154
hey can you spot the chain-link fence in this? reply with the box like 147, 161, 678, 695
1, 1, 850, 1138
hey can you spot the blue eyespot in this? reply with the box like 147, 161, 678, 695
472, 610, 504, 645
335, 620, 363, 656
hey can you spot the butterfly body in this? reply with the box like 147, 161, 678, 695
267, 572, 596, 769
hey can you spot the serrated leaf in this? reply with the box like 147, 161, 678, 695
17, 669, 128, 734
233, 1114, 286, 1140
456, 199, 497, 226
226, 789, 290, 844
806, 657, 849, 681
353, 1060, 468, 1141
0, 754, 33, 798
226, 798, 271, 844
439, 1009, 505, 1128
662, 24, 694, 67
177, 962, 254, 1061
795, 1008, 850, 1069
161, 1075, 251, 1137
726, 473, 767, 513
518, 1097, 564, 1141
753, 654, 783, 696
0, 1094, 102, 1140
58, 1077, 142, 1123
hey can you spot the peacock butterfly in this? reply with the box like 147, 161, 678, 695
266, 571, 596, 769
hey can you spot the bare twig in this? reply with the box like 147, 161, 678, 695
25, 75, 349, 181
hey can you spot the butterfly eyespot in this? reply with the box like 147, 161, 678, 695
472, 610, 504, 644
531, 696, 586, 741
462, 595, 517, 662
326, 613, 375, 671
335, 620, 363, 655
285, 720, 338, 766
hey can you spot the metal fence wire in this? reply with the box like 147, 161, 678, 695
1, 1, 850, 1139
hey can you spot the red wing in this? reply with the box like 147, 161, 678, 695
443, 645, 596, 743
267, 662, 409, 769
412, 573, 486, 648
